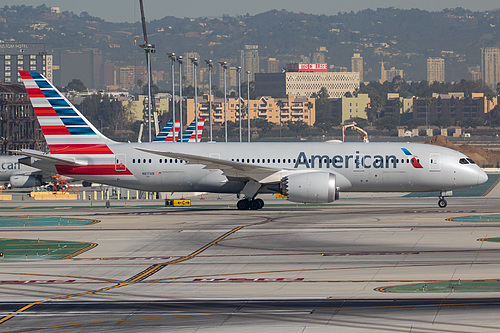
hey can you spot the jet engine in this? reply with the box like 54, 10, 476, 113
10, 175, 42, 188
281, 172, 338, 203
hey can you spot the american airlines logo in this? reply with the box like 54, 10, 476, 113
294, 149, 423, 169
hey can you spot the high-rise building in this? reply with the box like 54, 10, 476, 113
0, 43, 52, 84
267, 58, 280, 73
59, 49, 103, 89
240, 45, 259, 81
312, 52, 326, 64
183, 52, 200, 87
427, 57, 445, 83
351, 53, 363, 82
481, 47, 500, 90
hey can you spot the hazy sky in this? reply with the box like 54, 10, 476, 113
4, 0, 500, 22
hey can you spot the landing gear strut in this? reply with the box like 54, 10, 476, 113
438, 197, 447, 208
237, 198, 264, 210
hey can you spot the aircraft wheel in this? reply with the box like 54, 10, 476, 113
438, 198, 447, 208
237, 199, 250, 210
256, 198, 264, 209
249, 200, 261, 210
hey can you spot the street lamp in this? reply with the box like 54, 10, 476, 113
219, 61, 228, 142
237, 66, 242, 142
205, 59, 213, 142
139, 42, 155, 142
190, 57, 199, 142
167, 52, 176, 142
246, 70, 250, 142
177, 56, 184, 139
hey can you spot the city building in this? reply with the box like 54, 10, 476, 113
59, 49, 102, 89
481, 47, 500, 90
0, 84, 46, 154
468, 66, 481, 81
183, 52, 201, 87
0, 43, 52, 84
382, 93, 414, 118
413, 93, 493, 124
351, 53, 363, 82
384, 67, 404, 82
255, 63, 359, 99
427, 57, 445, 83
330, 94, 370, 124
128, 93, 170, 122
267, 58, 280, 73
186, 94, 315, 127
240, 45, 259, 81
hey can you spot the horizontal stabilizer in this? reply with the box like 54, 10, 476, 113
9, 150, 88, 167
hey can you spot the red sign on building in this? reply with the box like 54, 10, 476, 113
286, 63, 328, 72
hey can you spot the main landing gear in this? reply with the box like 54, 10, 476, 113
237, 198, 264, 210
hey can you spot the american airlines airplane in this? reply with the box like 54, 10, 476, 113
0, 155, 43, 188
16, 71, 488, 210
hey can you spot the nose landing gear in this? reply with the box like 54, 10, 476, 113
438, 197, 447, 208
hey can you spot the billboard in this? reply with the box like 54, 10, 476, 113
286, 63, 328, 72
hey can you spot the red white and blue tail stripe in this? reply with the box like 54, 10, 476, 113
153, 118, 205, 142
153, 119, 180, 142
19, 71, 113, 155
180, 118, 205, 142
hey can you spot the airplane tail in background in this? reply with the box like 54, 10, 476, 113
154, 118, 205, 142
180, 118, 205, 142
19, 71, 114, 155
153, 119, 180, 142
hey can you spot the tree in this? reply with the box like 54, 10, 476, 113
66, 79, 87, 92
374, 116, 398, 131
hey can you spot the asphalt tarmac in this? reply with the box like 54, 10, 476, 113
0, 187, 500, 332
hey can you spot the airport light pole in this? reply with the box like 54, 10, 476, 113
167, 52, 176, 142
139, 43, 155, 142
237, 66, 242, 142
219, 61, 228, 142
246, 70, 251, 142
177, 56, 184, 139
205, 59, 213, 142
190, 57, 199, 142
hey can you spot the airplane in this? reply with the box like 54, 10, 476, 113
0, 155, 43, 188
15, 71, 488, 210
154, 118, 205, 142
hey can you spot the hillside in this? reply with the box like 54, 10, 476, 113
1, 5, 500, 81
426, 135, 500, 168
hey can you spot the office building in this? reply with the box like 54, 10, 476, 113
0, 43, 52, 84
481, 47, 500, 90
183, 52, 201, 87
59, 49, 103, 89
267, 58, 280, 73
427, 57, 445, 83
330, 94, 370, 124
240, 45, 259, 81
351, 53, 363, 82
186, 94, 315, 127
255, 63, 359, 99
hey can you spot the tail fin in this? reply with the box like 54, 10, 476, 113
153, 119, 180, 142
179, 118, 205, 142
19, 71, 113, 155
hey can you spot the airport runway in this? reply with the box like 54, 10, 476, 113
0, 191, 500, 332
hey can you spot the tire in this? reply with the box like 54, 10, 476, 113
249, 200, 261, 210
438, 198, 447, 208
256, 198, 264, 209
237, 199, 249, 210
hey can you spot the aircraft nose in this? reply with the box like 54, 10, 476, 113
477, 168, 488, 185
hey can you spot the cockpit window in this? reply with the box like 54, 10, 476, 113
466, 158, 476, 164
459, 158, 469, 165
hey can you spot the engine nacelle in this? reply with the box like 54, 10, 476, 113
10, 175, 42, 188
281, 172, 338, 203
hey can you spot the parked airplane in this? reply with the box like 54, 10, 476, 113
0, 155, 43, 188
154, 118, 205, 142
16, 71, 488, 209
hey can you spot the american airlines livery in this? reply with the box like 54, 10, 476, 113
16, 71, 487, 210
154, 118, 205, 142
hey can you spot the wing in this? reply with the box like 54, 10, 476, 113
9, 150, 88, 167
136, 147, 287, 183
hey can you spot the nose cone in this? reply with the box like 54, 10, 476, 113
478, 168, 488, 185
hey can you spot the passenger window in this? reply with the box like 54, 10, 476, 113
132, 159, 135, 163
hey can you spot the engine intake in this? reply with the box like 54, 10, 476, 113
281, 172, 338, 203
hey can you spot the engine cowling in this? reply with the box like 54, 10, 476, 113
281, 172, 338, 203
10, 175, 42, 188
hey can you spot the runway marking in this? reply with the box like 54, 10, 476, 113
0, 216, 274, 326
0, 272, 121, 283
0, 280, 75, 284
193, 278, 304, 282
